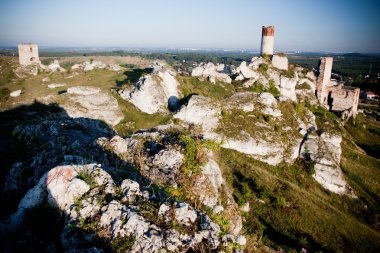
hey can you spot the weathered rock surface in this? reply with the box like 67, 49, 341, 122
191, 62, 232, 84
48, 60, 66, 72
10, 90, 22, 97
40, 86, 124, 126
119, 61, 180, 114
300, 132, 355, 196
272, 54, 289, 71
47, 83, 66, 89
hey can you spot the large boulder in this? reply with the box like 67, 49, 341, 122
300, 132, 356, 196
271, 55, 289, 71
191, 62, 232, 84
239, 61, 259, 79
119, 62, 180, 114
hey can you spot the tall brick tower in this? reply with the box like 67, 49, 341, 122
260, 26, 275, 56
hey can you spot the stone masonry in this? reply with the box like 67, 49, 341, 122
316, 57, 360, 119
18, 43, 40, 66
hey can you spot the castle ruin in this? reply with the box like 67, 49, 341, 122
260, 26, 275, 56
18, 43, 40, 65
316, 57, 360, 119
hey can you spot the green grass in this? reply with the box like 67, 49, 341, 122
113, 93, 170, 136
344, 114, 380, 158
219, 147, 380, 252
177, 76, 235, 100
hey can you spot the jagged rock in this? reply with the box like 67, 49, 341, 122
38, 86, 124, 126
300, 132, 355, 196
191, 62, 232, 84
250, 57, 268, 70
119, 62, 180, 114
259, 92, 277, 106
272, 55, 289, 71
42, 77, 50, 82
193, 151, 224, 208
239, 61, 259, 79
148, 149, 184, 186
121, 179, 143, 202
200, 214, 221, 249
279, 76, 297, 101
10, 90, 22, 97
174, 95, 220, 139
174, 202, 197, 226
48, 60, 66, 72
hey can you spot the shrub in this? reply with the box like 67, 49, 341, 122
247, 81, 265, 93
296, 82, 311, 90
267, 80, 280, 97
258, 63, 268, 74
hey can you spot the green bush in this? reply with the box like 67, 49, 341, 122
258, 63, 268, 74
296, 82, 311, 90
267, 80, 280, 97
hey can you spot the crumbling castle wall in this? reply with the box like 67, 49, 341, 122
316, 57, 360, 118
18, 43, 39, 65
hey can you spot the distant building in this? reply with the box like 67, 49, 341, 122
316, 57, 360, 119
260, 26, 275, 56
18, 43, 40, 65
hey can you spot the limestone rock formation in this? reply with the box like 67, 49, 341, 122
272, 54, 289, 71
300, 132, 356, 196
119, 61, 181, 114
191, 62, 232, 84
40, 86, 124, 126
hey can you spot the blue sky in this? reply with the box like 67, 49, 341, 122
0, 0, 379, 52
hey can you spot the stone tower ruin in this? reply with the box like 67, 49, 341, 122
260, 26, 275, 56
18, 43, 39, 65
316, 57, 360, 119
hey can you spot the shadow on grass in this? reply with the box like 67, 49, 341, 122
115, 68, 153, 87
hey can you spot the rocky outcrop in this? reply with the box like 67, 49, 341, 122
191, 62, 232, 84
301, 132, 355, 197
118, 62, 180, 114
272, 54, 289, 71
47, 60, 66, 72
174, 92, 310, 165
40, 86, 124, 126
5, 162, 232, 252
173, 95, 221, 139
300, 132, 355, 196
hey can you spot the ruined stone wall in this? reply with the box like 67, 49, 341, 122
18, 43, 39, 65
321, 86, 360, 117
260, 26, 274, 56
316, 57, 333, 103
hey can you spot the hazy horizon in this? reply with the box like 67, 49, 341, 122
1, 0, 379, 53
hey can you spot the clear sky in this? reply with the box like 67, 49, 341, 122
0, 0, 379, 52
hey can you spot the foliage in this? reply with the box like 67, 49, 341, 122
111, 236, 135, 253
178, 76, 235, 100
76, 171, 96, 188
267, 79, 280, 97
179, 135, 205, 174
295, 82, 311, 90
258, 63, 268, 74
